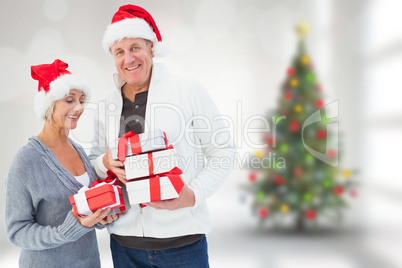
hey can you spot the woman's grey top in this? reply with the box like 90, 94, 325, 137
5, 136, 102, 268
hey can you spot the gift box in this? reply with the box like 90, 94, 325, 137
125, 147, 179, 180
69, 177, 125, 216
126, 171, 184, 204
111, 130, 169, 162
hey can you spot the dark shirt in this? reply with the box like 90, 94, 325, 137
115, 88, 202, 250
119, 90, 148, 135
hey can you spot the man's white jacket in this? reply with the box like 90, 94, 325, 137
89, 62, 236, 238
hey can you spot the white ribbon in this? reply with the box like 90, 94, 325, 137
74, 191, 92, 216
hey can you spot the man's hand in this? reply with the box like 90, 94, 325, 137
144, 184, 195, 210
103, 149, 127, 184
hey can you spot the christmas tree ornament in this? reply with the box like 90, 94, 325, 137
306, 73, 315, 83
317, 129, 326, 139
301, 56, 310, 65
316, 99, 324, 108
289, 121, 299, 132
280, 204, 289, 213
294, 104, 303, 113
323, 179, 332, 188
294, 167, 303, 177
343, 169, 351, 178
350, 189, 358, 198
305, 154, 314, 163
280, 143, 289, 153
327, 149, 336, 158
255, 150, 264, 158
304, 193, 312, 202
258, 207, 269, 218
248, 171, 257, 182
256, 191, 265, 200
290, 78, 299, 87
305, 210, 316, 220
333, 186, 344, 195
287, 68, 295, 76
276, 176, 285, 185
284, 92, 293, 101
295, 22, 310, 39
267, 136, 275, 146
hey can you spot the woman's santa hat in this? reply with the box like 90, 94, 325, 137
102, 4, 168, 57
31, 59, 90, 119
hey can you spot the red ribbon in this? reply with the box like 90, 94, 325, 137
148, 153, 154, 176
163, 131, 168, 148
149, 167, 183, 202
117, 131, 142, 163
140, 167, 184, 206
90, 170, 120, 188
149, 176, 161, 202
145, 145, 174, 176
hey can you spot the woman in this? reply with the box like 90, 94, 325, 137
5, 59, 117, 267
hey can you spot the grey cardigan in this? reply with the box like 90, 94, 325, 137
5, 137, 102, 268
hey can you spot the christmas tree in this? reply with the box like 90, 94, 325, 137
245, 23, 357, 230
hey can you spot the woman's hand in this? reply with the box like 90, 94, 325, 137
98, 214, 118, 225
73, 208, 118, 228
103, 150, 127, 184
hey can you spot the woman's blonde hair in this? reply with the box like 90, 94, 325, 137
43, 102, 56, 122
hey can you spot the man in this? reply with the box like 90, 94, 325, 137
89, 5, 236, 267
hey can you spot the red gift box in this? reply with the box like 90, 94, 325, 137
70, 172, 125, 216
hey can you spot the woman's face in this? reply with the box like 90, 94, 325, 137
52, 89, 86, 130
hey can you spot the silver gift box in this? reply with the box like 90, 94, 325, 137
111, 129, 169, 160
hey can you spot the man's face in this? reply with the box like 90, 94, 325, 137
111, 37, 154, 91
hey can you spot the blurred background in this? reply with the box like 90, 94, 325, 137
1, 0, 401, 267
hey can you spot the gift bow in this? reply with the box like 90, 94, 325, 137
117, 131, 141, 164
117, 131, 169, 164
143, 167, 184, 205
90, 170, 120, 188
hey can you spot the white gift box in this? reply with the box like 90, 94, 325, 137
111, 129, 169, 160
126, 175, 183, 204
125, 147, 179, 180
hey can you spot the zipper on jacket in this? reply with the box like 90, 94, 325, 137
139, 205, 145, 236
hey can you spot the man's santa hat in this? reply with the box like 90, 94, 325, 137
102, 4, 168, 57
31, 59, 90, 119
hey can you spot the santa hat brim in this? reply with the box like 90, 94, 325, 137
34, 74, 90, 119
102, 18, 168, 57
